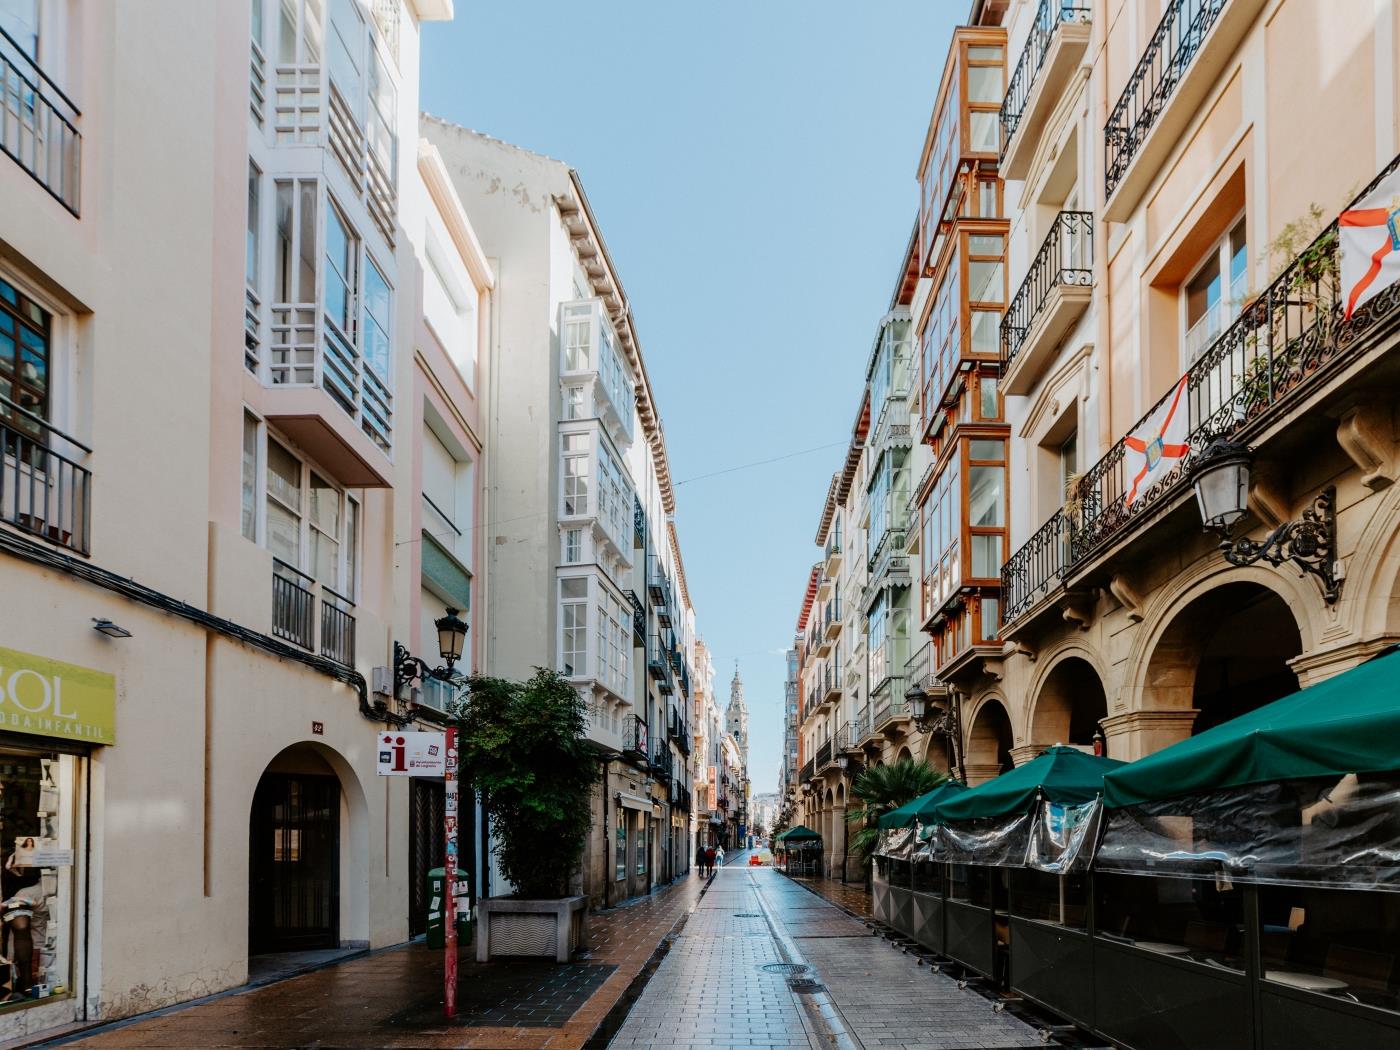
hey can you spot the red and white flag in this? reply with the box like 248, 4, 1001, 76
1340, 171, 1400, 318
1123, 375, 1190, 507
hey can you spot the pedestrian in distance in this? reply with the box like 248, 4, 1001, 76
714, 845, 725, 869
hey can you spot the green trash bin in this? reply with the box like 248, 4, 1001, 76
426, 867, 471, 949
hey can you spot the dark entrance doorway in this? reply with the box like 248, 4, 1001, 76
249, 772, 340, 953
409, 779, 445, 938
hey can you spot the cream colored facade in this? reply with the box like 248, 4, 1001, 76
421, 121, 702, 908
0, 0, 491, 1039
975, 0, 1400, 780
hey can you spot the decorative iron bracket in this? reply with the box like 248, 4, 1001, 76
393, 641, 463, 699
1219, 486, 1342, 603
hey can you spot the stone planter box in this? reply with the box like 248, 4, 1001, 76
475, 895, 587, 963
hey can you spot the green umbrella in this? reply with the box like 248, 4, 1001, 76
1104, 646, 1400, 809
777, 824, 821, 842
877, 780, 968, 829
932, 746, 1125, 822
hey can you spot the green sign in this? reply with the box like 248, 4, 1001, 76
0, 646, 116, 745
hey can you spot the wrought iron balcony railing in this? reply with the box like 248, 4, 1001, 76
1001, 0, 1091, 158
1003, 149, 1400, 625
1002, 211, 1093, 371
0, 400, 91, 555
629, 590, 646, 645
0, 26, 81, 214
634, 495, 646, 547
623, 714, 648, 761
800, 758, 814, 785
272, 560, 316, 650
1105, 0, 1227, 199
319, 586, 356, 666
816, 740, 833, 771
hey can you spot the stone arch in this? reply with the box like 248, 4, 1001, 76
1350, 477, 1400, 645
1122, 573, 1307, 758
919, 730, 953, 773
1024, 654, 1109, 756
247, 740, 370, 955
964, 696, 1014, 784
895, 746, 913, 763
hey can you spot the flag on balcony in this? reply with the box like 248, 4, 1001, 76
1340, 174, 1400, 318
1123, 374, 1190, 506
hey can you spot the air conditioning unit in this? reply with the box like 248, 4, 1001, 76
372, 666, 393, 699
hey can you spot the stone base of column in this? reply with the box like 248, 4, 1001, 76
1100, 709, 1199, 761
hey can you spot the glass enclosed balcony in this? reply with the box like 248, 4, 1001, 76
560, 299, 637, 447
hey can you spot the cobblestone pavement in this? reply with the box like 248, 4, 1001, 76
786, 871, 874, 919
607, 866, 1045, 1050
51, 871, 708, 1050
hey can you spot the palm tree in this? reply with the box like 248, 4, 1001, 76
845, 758, 947, 869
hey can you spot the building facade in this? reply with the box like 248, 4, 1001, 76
422, 121, 700, 908
0, 0, 477, 1038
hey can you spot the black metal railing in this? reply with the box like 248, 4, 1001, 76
319, 588, 356, 666
816, 740, 833, 771
824, 524, 842, 562
0, 402, 91, 555
1002, 211, 1093, 371
623, 714, 648, 760
0, 26, 81, 214
1105, 0, 1227, 198
800, 758, 814, 785
629, 590, 646, 645
634, 494, 645, 547
1001, 0, 1091, 157
1004, 149, 1400, 625
646, 553, 671, 608
272, 560, 316, 650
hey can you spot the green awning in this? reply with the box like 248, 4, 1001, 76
877, 780, 968, 829
1104, 646, 1400, 809
911, 780, 969, 822
777, 824, 821, 842
932, 746, 1125, 822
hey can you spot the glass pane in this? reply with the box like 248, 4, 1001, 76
967, 64, 1001, 104
971, 534, 1002, 577
969, 439, 1004, 460
979, 376, 998, 419
968, 466, 1004, 526
274, 182, 293, 301
266, 441, 302, 512
246, 164, 260, 286
967, 46, 1002, 61
970, 310, 999, 354
311, 525, 339, 586
241, 414, 259, 541
309, 474, 339, 534
561, 577, 587, 600
324, 206, 352, 332
328, 0, 364, 120
266, 501, 300, 566
277, 0, 296, 62
968, 260, 1004, 303
345, 499, 359, 600
969, 111, 999, 153
297, 182, 317, 303
1095, 874, 1244, 971
969, 234, 1003, 256
362, 258, 391, 379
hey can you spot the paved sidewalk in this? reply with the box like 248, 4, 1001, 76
50, 872, 708, 1050
608, 866, 1044, 1050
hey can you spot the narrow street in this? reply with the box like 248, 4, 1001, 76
36, 861, 1076, 1050
608, 862, 1048, 1050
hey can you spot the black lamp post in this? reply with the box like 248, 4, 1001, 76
1190, 438, 1341, 602
394, 607, 470, 697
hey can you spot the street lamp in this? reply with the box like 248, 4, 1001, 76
907, 680, 965, 783
1191, 438, 1341, 603
395, 607, 471, 696
905, 681, 930, 725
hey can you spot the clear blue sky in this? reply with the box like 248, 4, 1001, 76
422, 1, 963, 796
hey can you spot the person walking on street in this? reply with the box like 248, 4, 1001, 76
714, 845, 725, 869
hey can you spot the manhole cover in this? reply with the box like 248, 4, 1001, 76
759, 962, 810, 975
734, 913, 761, 918
787, 979, 826, 994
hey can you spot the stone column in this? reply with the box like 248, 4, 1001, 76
1009, 744, 1047, 766
963, 762, 1003, 786
1099, 710, 1199, 761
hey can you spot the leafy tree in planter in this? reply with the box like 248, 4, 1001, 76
453, 669, 597, 899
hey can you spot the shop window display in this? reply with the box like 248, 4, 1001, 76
0, 747, 77, 1008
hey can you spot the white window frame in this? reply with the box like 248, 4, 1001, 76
1181, 209, 1248, 368
559, 574, 590, 678
245, 412, 362, 600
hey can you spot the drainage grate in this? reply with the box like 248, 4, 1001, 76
733, 912, 762, 918
787, 979, 826, 994
759, 962, 810, 975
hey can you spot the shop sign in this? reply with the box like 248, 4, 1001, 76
0, 646, 116, 745
377, 731, 446, 776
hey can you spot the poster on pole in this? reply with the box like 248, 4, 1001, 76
376, 732, 447, 776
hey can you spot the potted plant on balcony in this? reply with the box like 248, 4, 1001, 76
453, 668, 596, 962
